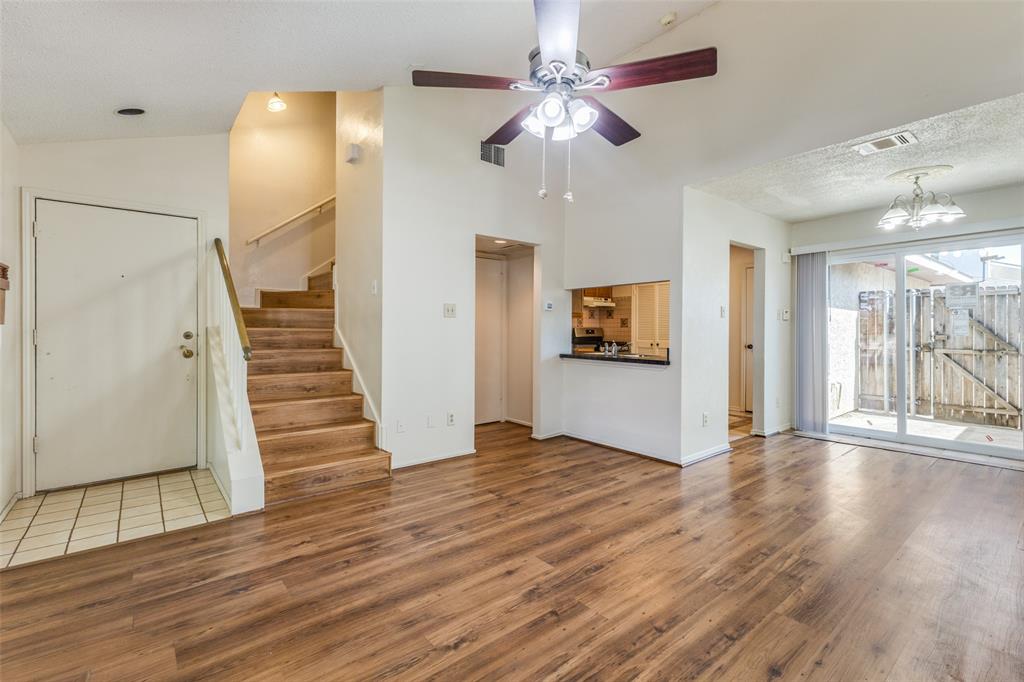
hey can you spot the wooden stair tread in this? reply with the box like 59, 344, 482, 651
249, 394, 362, 408
257, 419, 374, 441
249, 369, 351, 381
263, 448, 389, 475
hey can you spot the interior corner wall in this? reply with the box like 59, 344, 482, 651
681, 188, 793, 458
1, 124, 22, 509
230, 92, 337, 306
335, 90, 384, 424
379, 86, 566, 467
728, 245, 755, 412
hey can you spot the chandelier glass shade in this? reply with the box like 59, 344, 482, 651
877, 176, 966, 231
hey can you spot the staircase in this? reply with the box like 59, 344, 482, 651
242, 268, 390, 505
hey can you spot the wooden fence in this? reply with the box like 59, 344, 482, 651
857, 285, 1022, 429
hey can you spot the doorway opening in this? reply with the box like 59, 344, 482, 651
474, 236, 535, 433
729, 243, 756, 441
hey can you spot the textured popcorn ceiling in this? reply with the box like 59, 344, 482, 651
697, 94, 1024, 223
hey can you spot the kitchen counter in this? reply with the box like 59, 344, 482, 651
560, 351, 670, 366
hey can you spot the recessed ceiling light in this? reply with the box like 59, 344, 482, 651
115, 107, 145, 116
659, 12, 677, 27
494, 240, 508, 244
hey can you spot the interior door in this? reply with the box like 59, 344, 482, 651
35, 200, 199, 489
742, 266, 755, 411
475, 257, 504, 424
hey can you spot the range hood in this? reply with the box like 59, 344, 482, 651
583, 296, 615, 308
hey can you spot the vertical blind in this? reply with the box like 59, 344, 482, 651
794, 252, 829, 433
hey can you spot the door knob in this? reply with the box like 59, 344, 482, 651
183, 331, 194, 340
180, 345, 194, 359
745, 344, 754, 350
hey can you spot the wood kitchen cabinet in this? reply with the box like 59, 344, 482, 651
633, 281, 670, 356
582, 286, 613, 298
571, 289, 583, 319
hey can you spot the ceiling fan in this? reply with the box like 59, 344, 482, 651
411, 0, 717, 147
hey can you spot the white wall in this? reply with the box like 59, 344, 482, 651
506, 252, 534, 426
729, 245, 754, 412
791, 184, 1024, 253
681, 188, 793, 458
1, 124, 21, 510
379, 86, 565, 467
230, 92, 336, 306
335, 90, 384, 424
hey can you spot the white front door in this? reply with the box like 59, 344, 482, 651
475, 257, 504, 425
35, 199, 199, 490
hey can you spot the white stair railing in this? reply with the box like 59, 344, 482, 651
207, 238, 264, 513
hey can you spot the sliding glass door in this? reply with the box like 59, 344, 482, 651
827, 233, 1023, 460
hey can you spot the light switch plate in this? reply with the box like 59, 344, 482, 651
443, 303, 456, 318
544, 301, 554, 311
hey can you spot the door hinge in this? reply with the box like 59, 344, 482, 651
32, 436, 39, 454
32, 220, 39, 238
33, 329, 39, 346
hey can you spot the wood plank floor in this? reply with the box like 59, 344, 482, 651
2, 423, 1022, 680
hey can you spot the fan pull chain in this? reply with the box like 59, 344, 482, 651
537, 129, 548, 199
563, 137, 574, 203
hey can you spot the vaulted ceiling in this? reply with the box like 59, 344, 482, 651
1, 0, 714, 142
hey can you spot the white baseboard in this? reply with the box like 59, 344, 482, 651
531, 431, 564, 440
561, 430, 681, 465
505, 418, 533, 428
392, 448, 476, 469
680, 443, 732, 467
751, 423, 791, 437
0, 491, 21, 524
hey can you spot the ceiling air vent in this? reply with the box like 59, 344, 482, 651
480, 142, 505, 167
852, 131, 919, 156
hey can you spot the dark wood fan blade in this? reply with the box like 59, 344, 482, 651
483, 105, 534, 145
580, 97, 641, 146
412, 70, 521, 90
534, 0, 580, 69
588, 47, 717, 92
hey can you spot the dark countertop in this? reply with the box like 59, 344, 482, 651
560, 351, 670, 366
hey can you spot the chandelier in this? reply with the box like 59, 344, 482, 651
877, 166, 966, 231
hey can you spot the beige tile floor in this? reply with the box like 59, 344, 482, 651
0, 469, 229, 569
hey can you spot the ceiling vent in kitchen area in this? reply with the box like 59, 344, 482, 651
852, 131, 919, 156
480, 142, 505, 167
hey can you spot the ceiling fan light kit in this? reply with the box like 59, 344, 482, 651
877, 165, 967, 231
411, 0, 718, 202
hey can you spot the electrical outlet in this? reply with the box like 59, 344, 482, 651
443, 303, 457, 318
396, 420, 406, 434
446, 412, 455, 427
701, 412, 709, 427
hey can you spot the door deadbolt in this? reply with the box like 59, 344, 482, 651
183, 331, 194, 340
180, 345, 194, 359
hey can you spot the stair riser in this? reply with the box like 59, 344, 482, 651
248, 328, 334, 350
260, 290, 334, 309
307, 272, 333, 291
259, 425, 376, 460
252, 397, 364, 432
248, 374, 352, 401
265, 455, 390, 505
249, 350, 345, 375
242, 308, 333, 329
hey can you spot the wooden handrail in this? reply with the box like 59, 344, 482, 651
246, 195, 336, 246
213, 238, 252, 361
